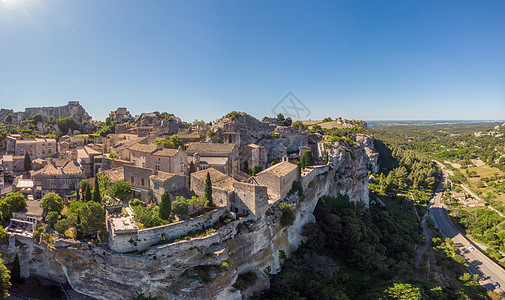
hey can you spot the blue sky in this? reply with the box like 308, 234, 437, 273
0, 0, 504, 122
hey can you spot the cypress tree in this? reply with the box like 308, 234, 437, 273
159, 191, 171, 220
11, 253, 21, 283
325, 152, 329, 164
252, 165, 260, 176
76, 189, 80, 201
189, 161, 195, 174
205, 172, 213, 206
92, 176, 101, 203
24, 152, 32, 172
85, 185, 92, 202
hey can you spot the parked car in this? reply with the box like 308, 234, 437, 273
468, 246, 475, 252
492, 282, 500, 289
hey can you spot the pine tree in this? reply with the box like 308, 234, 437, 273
93, 176, 101, 203
159, 191, 171, 220
24, 152, 32, 172
11, 252, 21, 283
205, 172, 213, 206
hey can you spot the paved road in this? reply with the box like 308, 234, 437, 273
429, 169, 505, 293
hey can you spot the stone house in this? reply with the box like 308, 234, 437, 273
191, 168, 234, 208
186, 142, 239, 177
128, 143, 187, 176
253, 161, 299, 200
244, 144, 268, 170
40, 161, 83, 198
190, 168, 269, 219
124, 165, 154, 202
12, 200, 43, 225
1, 155, 24, 175
58, 136, 85, 153
3, 135, 57, 159
149, 171, 187, 204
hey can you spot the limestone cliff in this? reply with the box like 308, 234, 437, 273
1, 141, 371, 300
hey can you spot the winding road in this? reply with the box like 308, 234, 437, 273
429, 169, 505, 294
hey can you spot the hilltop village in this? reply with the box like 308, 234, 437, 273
0, 102, 377, 299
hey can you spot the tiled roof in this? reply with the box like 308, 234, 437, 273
186, 143, 235, 154
153, 148, 179, 157
102, 167, 124, 183
41, 163, 61, 175
62, 161, 82, 175
257, 161, 298, 178
129, 143, 158, 153
150, 171, 175, 182
191, 168, 235, 192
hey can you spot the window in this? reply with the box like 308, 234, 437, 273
141, 178, 145, 186
131, 176, 134, 184
155, 164, 160, 171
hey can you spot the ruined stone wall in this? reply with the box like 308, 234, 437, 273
108, 208, 227, 253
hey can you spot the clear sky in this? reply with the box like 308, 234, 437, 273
1, 0, 504, 122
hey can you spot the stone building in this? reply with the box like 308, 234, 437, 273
190, 168, 269, 219
191, 168, 235, 208
124, 165, 153, 202
244, 144, 268, 170
253, 161, 299, 200
58, 136, 85, 153
1, 155, 24, 175
128, 143, 187, 176
40, 161, 83, 198
3, 135, 56, 159
149, 171, 187, 204
186, 143, 239, 177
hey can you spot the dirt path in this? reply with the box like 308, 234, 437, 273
415, 212, 432, 271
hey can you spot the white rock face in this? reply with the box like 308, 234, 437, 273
0, 137, 371, 300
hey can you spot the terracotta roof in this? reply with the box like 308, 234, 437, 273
186, 143, 235, 154
129, 143, 158, 153
257, 161, 298, 178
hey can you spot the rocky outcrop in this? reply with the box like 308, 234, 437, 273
0, 101, 92, 124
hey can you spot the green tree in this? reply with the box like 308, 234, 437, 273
84, 185, 92, 202
108, 152, 118, 159
205, 172, 213, 206
0, 192, 27, 220
251, 165, 260, 176
325, 152, 329, 164
76, 189, 80, 201
4, 114, 12, 124
32, 114, 43, 124
382, 282, 422, 300
189, 161, 196, 174
108, 181, 132, 201
45, 211, 59, 228
11, 253, 21, 283
172, 196, 189, 217
79, 201, 105, 233
93, 176, 102, 203
23, 152, 32, 172
279, 202, 296, 227
39, 192, 64, 214
79, 179, 90, 195
0, 254, 11, 298
301, 150, 314, 169
187, 196, 208, 212
158, 191, 172, 220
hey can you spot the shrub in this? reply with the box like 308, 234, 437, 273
279, 202, 296, 227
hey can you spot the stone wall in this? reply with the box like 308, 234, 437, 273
108, 207, 227, 253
